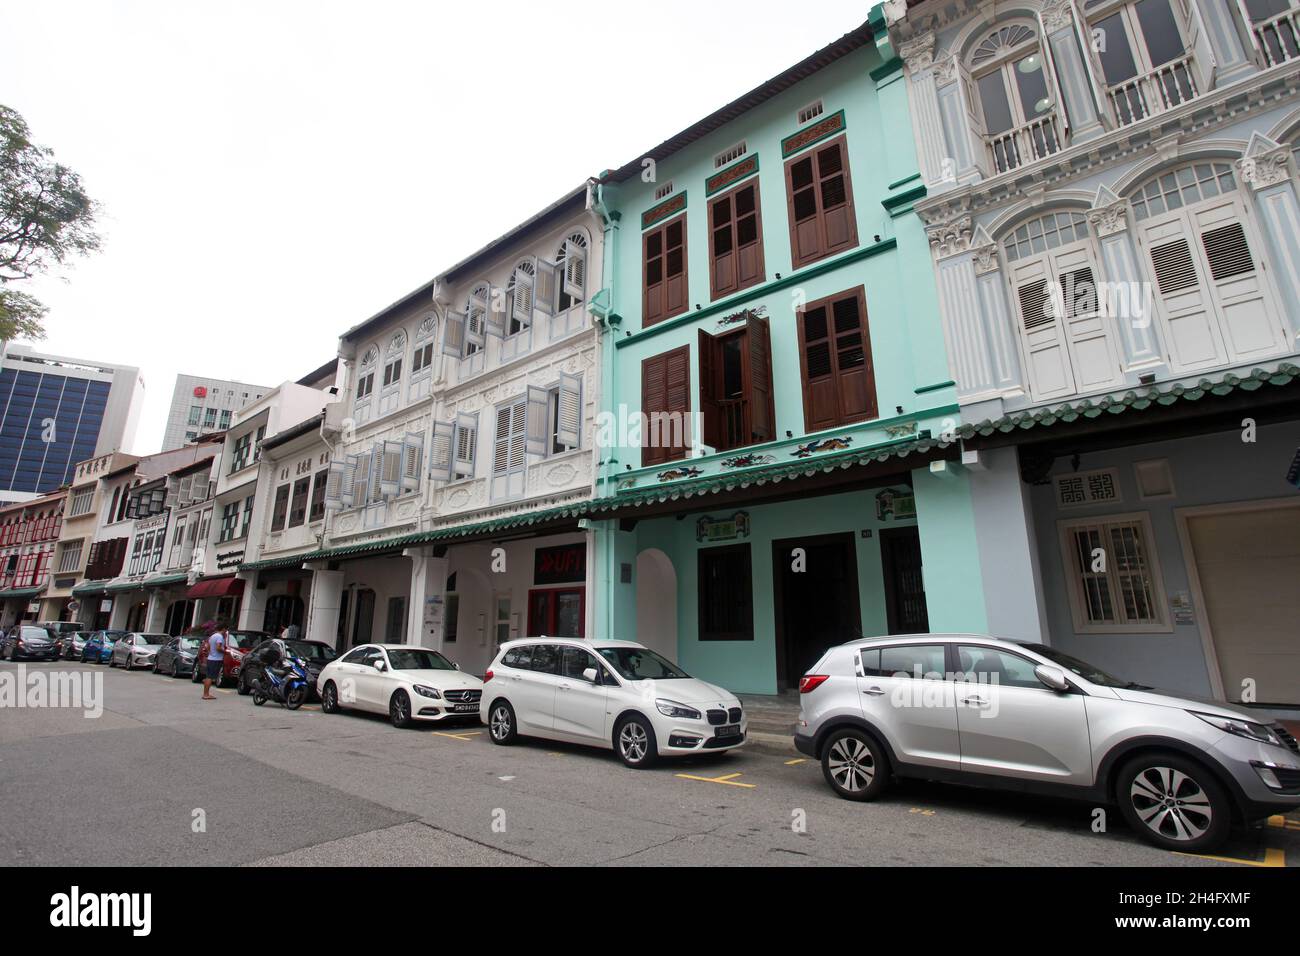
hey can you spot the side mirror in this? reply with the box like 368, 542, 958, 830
582, 667, 599, 684
374, 659, 387, 672
453, 661, 460, 670
1034, 664, 1069, 692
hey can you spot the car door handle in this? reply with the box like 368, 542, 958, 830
962, 697, 988, 707
862, 687, 885, 696
558, 683, 570, 691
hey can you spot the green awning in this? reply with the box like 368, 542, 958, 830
71, 580, 113, 596
143, 573, 189, 588
0, 586, 47, 599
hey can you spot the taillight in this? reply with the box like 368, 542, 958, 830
483, 669, 494, 683
799, 675, 829, 694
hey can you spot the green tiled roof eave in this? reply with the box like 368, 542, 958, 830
957, 364, 1300, 441
143, 573, 189, 587
0, 586, 47, 599
72, 580, 113, 596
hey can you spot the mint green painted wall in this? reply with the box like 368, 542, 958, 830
626, 486, 917, 694
911, 463, 989, 634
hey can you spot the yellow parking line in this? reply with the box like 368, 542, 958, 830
675, 771, 755, 789
1176, 848, 1286, 867
432, 730, 481, 741
1268, 815, 1287, 828
784, 758, 806, 766
909, 807, 937, 817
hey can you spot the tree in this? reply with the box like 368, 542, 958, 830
0, 104, 100, 342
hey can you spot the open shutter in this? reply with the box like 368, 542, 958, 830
697, 328, 722, 450
563, 242, 586, 298
525, 385, 550, 456
1070, 0, 1111, 119
177, 475, 193, 508
342, 454, 362, 508
533, 259, 558, 317
1035, 11, 1070, 137
1235, 0, 1265, 57
743, 312, 776, 443
325, 459, 350, 508
556, 372, 582, 449
350, 450, 371, 507
453, 411, 478, 478
1183, 0, 1217, 93
442, 309, 466, 356
485, 286, 506, 337
816, 139, 857, 257
401, 433, 423, 492
641, 353, 668, 468
465, 305, 486, 349
430, 421, 454, 482
380, 441, 402, 498
511, 269, 534, 324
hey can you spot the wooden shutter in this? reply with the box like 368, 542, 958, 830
484, 286, 506, 338
797, 287, 876, 432
643, 214, 688, 326
641, 345, 691, 466
563, 242, 586, 298
442, 309, 466, 356
534, 259, 558, 317
401, 433, 423, 492
709, 180, 765, 300
743, 312, 776, 443
785, 136, 858, 269
525, 386, 550, 456
697, 328, 722, 450
556, 372, 582, 449
453, 411, 478, 478
430, 422, 454, 482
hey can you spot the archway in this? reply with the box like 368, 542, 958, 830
636, 548, 678, 662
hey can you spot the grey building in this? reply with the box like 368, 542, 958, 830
161, 374, 271, 451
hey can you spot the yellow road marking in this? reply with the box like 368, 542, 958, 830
1268, 815, 1287, 828
1176, 848, 1286, 867
675, 771, 755, 789
546, 752, 564, 756
433, 730, 481, 741
784, 758, 806, 766
909, 807, 936, 817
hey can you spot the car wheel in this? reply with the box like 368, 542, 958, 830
488, 701, 517, 745
615, 714, 658, 769
237, 671, 252, 696
1117, 754, 1231, 853
172, 660, 182, 679
321, 681, 341, 714
389, 690, 413, 728
821, 729, 889, 801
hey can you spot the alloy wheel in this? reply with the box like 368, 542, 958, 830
1128, 766, 1213, 843
827, 736, 875, 793
619, 722, 649, 763
490, 705, 511, 740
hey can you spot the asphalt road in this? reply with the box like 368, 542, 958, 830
1, 659, 1295, 867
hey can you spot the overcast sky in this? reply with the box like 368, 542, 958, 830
1, 0, 870, 453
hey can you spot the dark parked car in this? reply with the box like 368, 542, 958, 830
62, 631, 95, 660
153, 635, 201, 678
83, 631, 128, 664
191, 630, 265, 687
237, 638, 337, 699
1, 625, 60, 661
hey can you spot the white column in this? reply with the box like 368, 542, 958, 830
967, 447, 1050, 643
899, 33, 951, 189
108, 594, 132, 630
1238, 134, 1300, 349
303, 565, 344, 649
144, 590, 168, 632
1088, 186, 1168, 375
237, 573, 265, 631
404, 547, 449, 649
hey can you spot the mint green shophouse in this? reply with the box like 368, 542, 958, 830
584, 15, 986, 694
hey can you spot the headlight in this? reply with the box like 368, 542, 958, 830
1191, 712, 1283, 746
656, 699, 701, 720
413, 684, 442, 699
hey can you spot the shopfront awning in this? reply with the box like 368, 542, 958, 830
0, 586, 47, 599
186, 576, 245, 599
143, 573, 189, 588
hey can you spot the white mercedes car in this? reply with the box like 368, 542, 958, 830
481, 638, 747, 767
316, 643, 483, 728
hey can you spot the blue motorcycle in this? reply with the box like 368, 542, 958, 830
250, 656, 309, 710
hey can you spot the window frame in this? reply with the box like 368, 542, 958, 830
1057, 510, 1172, 634
642, 213, 689, 327
783, 134, 858, 269
795, 285, 878, 433
707, 178, 765, 300
697, 543, 754, 641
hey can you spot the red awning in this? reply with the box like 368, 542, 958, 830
186, 576, 245, 599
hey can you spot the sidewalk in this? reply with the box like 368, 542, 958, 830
739, 692, 800, 756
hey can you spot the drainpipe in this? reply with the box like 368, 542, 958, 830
587, 176, 621, 640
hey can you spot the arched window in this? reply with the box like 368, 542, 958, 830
378, 330, 406, 416
353, 345, 378, 425
1126, 161, 1287, 371
1083, 0, 1197, 125
501, 260, 536, 362
409, 315, 436, 402
551, 231, 589, 340
967, 20, 1061, 173
466, 283, 489, 358
1002, 210, 1124, 401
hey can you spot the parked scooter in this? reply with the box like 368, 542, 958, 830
250, 655, 310, 710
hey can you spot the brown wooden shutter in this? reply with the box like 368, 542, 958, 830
643, 215, 688, 326
797, 287, 877, 432
641, 345, 691, 466
786, 135, 858, 269
709, 181, 764, 300
743, 313, 776, 443
698, 328, 723, 450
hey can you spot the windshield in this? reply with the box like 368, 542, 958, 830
227, 632, 262, 649
178, 637, 201, 650
1021, 643, 1139, 689
20, 627, 51, 639
385, 648, 455, 671
598, 646, 690, 681
285, 640, 335, 662
141, 634, 168, 645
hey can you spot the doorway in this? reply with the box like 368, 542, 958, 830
527, 587, 585, 638
350, 588, 375, 650
880, 526, 929, 634
263, 595, 304, 636
772, 533, 861, 689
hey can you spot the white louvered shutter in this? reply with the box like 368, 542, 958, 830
556, 372, 582, 449
442, 309, 467, 357
533, 259, 558, 317
401, 433, 423, 492
525, 386, 550, 456
453, 411, 478, 479
563, 242, 587, 298
1011, 254, 1075, 401
429, 422, 454, 482
485, 285, 506, 337
380, 442, 402, 499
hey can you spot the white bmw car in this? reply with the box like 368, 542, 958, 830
481, 638, 747, 767
315, 643, 484, 728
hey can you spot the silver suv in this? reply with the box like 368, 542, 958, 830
794, 634, 1300, 852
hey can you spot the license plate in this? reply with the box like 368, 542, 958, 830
453, 703, 478, 713
715, 724, 741, 739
